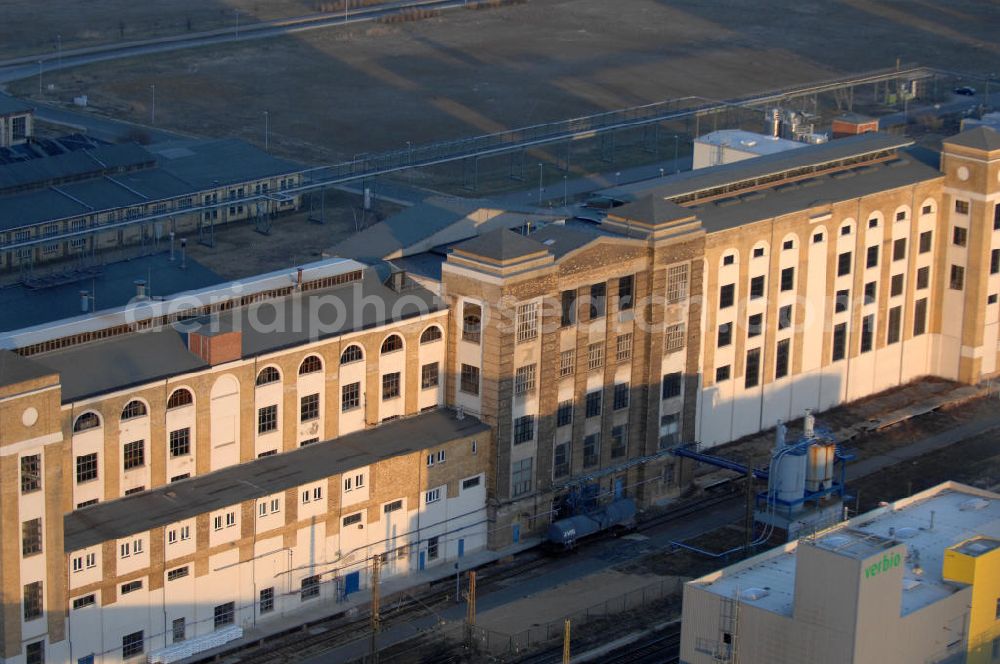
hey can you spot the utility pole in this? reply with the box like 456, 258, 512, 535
370, 555, 381, 664
464, 570, 477, 648
673, 134, 680, 173
562, 619, 571, 664
264, 110, 270, 153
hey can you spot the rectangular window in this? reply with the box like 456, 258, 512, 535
719, 283, 735, 308
341, 382, 360, 411
892, 238, 906, 261
749, 275, 764, 299
585, 390, 603, 417
613, 383, 630, 410
121, 580, 142, 595
715, 365, 730, 382
864, 281, 877, 305
953, 226, 968, 247
460, 364, 480, 395
556, 400, 573, 427
662, 372, 682, 399
860, 314, 875, 353
462, 303, 481, 343
20, 455, 41, 494
615, 333, 633, 362
589, 283, 606, 319
214, 602, 235, 629
950, 265, 965, 290
895, 210, 907, 222
381, 372, 400, 400
717, 322, 732, 347
553, 443, 569, 478
172, 617, 186, 643
257, 405, 278, 434
835, 289, 849, 314
462, 475, 481, 490
23, 581, 42, 620
169, 428, 191, 457
748, 313, 763, 338
745, 348, 761, 388
424, 488, 441, 504
516, 302, 539, 342
301, 576, 320, 601
123, 440, 145, 470
72, 556, 83, 572
955, 199, 969, 214
993, 250, 1000, 275
22, 518, 42, 556
775, 339, 790, 379
583, 433, 601, 467
919, 230, 933, 253
384, 499, 403, 514
832, 323, 848, 361
514, 364, 536, 395
76, 453, 98, 484
611, 424, 628, 458
813, 231, 824, 243
167, 567, 189, 582
213, 515, 223, 531
300, 393, 320, 422
560, 290, 576, 326
428, 536, 440, 560
420, 362, 439, 390
913, 298, 928, 336
73, 594, 96, 610
260, 587, 275, 614
659, 414, 680, 448
666, 264, 689, 303
865, 245, 879, 268
587, 342, 604, 370
890, 274, 904, 297
780, 266, 795, 292
122, 631, 144, 659
225, 512, 236, 528
513, 415, 535, 444
665, 323, 686, 352
887, 306, 902, 344
778, 304, 793, 331
917, 267, 930, 290
559, 350, 575, 377
25, 641, 43, 664
618, 275, 634, 310
343, 513, 362, 527
511, 458, 533, 496
837, 252, 852, 276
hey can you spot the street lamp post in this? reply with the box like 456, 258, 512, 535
264, 110, 270, 153
235, 10, 240, 39
37, 60, 42, 96
563, 175, 568, 208
673, 135, 680, 173
150, 84, 155, 124
537, 163, 544, 205
56, 34, 61, 67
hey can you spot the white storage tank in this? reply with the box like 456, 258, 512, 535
774, 446, 807, 503
806, 442, 835, 492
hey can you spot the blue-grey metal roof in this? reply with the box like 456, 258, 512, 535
0, 189, 88, 228
526, 223, 605, 260
150, 138, 302, 189
0, 94, 34, 116
63, 408, 489, 551
0, 143, 153, 192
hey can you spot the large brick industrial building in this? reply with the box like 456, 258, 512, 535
0, 125, 999, 662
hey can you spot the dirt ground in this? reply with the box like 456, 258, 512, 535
13, 0, 1000, 164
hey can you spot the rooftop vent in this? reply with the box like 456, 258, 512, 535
959, 498, 990, 511
895, 527, 918, 540
740, 587, 770, 601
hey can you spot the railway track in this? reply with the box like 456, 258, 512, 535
602, 626, 682, 664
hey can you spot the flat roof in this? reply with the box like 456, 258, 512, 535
0, 349, 55, 389
695, 130, 806, 156
150, 138, 303, 189
695, 483, 1000, 617
63, 408, 489, 552
952, 536, 1000, 558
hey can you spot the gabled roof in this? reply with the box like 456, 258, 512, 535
451, 228, 547, 263
943, 126, 1000, 152
611, 196, 696, 226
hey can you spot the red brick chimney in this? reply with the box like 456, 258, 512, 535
188, 328, 242, 366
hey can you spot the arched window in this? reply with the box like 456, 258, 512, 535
166, 388, 193, 409
256, 366, 281, 386
299, 355, 323, 375
420, 326, 442, 344
121, 400, 147, 421
381, 335, 403, 354
340, 345, 364, 365
73, 412, 101, 432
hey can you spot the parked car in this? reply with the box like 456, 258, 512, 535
954, 86, 977, 96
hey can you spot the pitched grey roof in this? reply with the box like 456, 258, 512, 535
0, 143, 154, 193
611, 197, 695, 226
943, 126, 1000, 152
525, 224, 604, 259
0, 350, 55, 389
452, 228, 546, 262
0, 93, 34, 116
63, 409, 489, 551
150, 138, 302, 189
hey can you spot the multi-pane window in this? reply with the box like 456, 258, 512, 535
719, 283, 735, 308
748, 313, 763, 338
24, 581, 43, 620
919, 230, 933, 253
611, 425, 628, 458
835, 289, 849, 313
383, 500, 403, 514
749, 275, 765, 299
260, 587, 275, 614
214, 602, 235, 629
864, 281, 877, 305
860, 314, 875, 353
887, 306, 902, 345
775, 339, 790, 379
169, 428, 191, 457
167, 567, 189, 582
511, 458, 533, 496
753, 246, 766, 257
913, 298, 928, 336
301, 575, 321, 600
613, 383, 630, 410
832, 323, 848, 361
425, 488, 441, 504
892, 238, 906, 262
516, 302, 539, 343
866, 245, 879, 268
587, 342, 604, 370
172, 617, 186, 642
340, 345, 363, 364
890, 274, 904, 297
556, 401, 573, 427
513, 415, 535, 444
953, 226, 968, 247
917, 267, 930, 290
421, 362, 439, 389
167, 388, 193, 409
553, 443, 569, 478
662, 372, 682, 399
585, 390, 602, 418
299, 355, 323, 374
618, 275, 634, 310
462, 303, 482, 343
420, 326, 442, 344
665, 323, 686, 352
21, 455, 41, 494
745, 348, 761, 388
73, 594, 95, 609
514, 365, 536, 395
382, 372, 401, 400
583, 433, 601, 467
123, 440, 145, 470
22, 518, 42, 556
955, 199, 969, 214
778, 304, 792, 331
950, 265, 965, 290
780, 267, 794, 292
257, 405, 278, 434
616, 333, 632, 362
122, 631, 144, 659
837, 252, 852, 276
73, 412, 100, 432
300, 393, 320, 422
666, 264, 689, 303
460, 364, 480, 395
589, 283, 606, 319
428, 536, 440, 560
559, 350, 575, 377
381, 335, 403, 354
340, 382, 360, 411
121, 400, 147, 421
255, 367, 280, 386
560, 290, 577, 326
25, 641, 43, 664
715, 365, 731, 382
